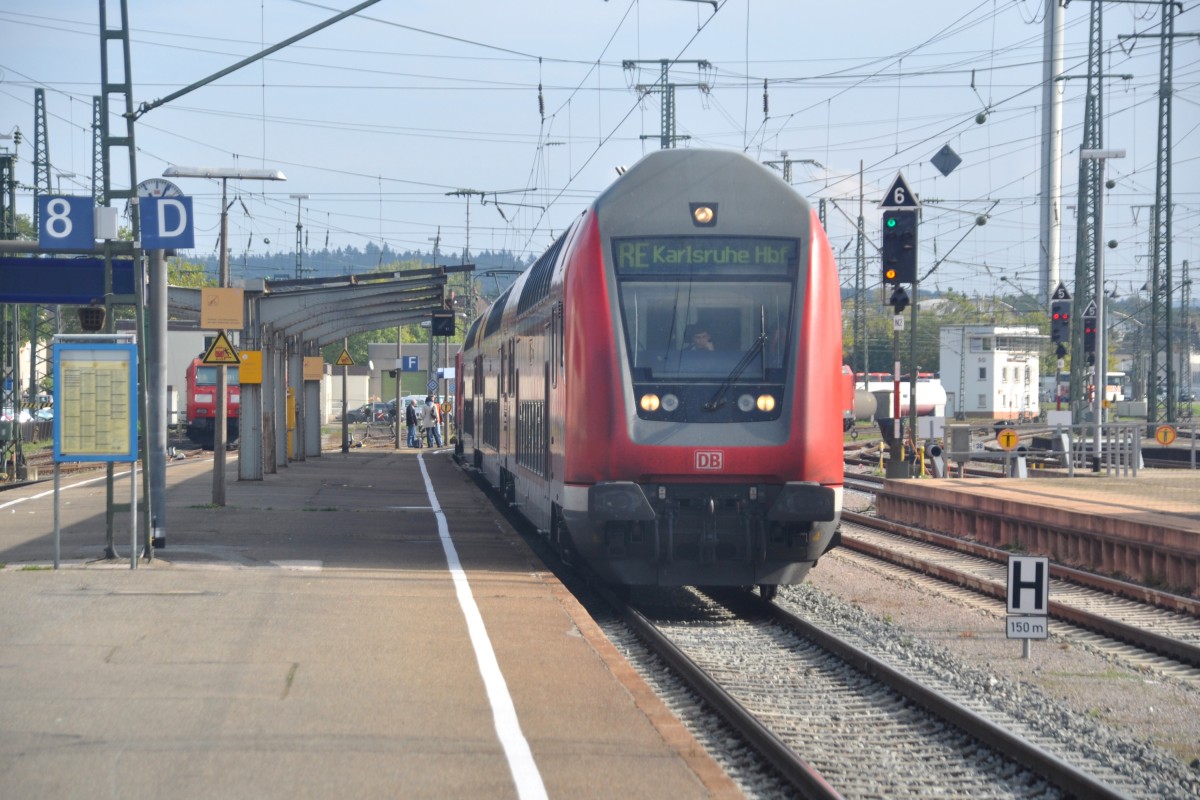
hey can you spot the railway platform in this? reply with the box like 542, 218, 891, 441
0, 448, 736, 799
876, 470, 1200, 596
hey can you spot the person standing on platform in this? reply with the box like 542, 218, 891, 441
422, 395, 442, 448
405, 399, 419, 448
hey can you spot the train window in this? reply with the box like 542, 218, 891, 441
507, 339, 517, 392
500, 344, 507, 395
618, 282, 793, 381
556, 301, 564, 374
195, 365, 240, 386
548, 306, 558, 389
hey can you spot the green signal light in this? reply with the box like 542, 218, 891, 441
886, 218, 897, 227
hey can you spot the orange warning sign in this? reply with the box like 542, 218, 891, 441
201, 331, 240, 365
1155, 425, 1177, 446
997, 427, 1020, 451
335, 349, 355, 367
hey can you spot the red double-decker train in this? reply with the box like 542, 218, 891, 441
454, 149, 844, 599
184, 357, 239, 449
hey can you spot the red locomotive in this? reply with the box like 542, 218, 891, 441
455, 149, 843, 599
184, 357, 239, 449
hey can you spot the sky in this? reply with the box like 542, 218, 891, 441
1, 0, 1197, 303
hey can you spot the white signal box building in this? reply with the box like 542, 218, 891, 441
939, 325, 1043, 420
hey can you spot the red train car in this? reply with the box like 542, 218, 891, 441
184, 357, 239, 449
455, 149, 843, 599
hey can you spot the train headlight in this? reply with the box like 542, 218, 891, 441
195, 393, 213, 404
756, 394, 776, 412
690, 203, 717, 226
737, 394, 755, 412
661, 393, 679, 412
640, 393, 661, 412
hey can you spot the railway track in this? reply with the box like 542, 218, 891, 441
2, 438, 209, 492
467, 457, 1198, 797
841, 473, 1200, 680
600, 583, 1151, 798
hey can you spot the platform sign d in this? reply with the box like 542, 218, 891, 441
141, 196, 195, 250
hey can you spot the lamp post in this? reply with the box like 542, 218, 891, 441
289, 193, 309, 279
54, 170, 78, 194
163, 166, 286, 504
1080, 148, 1124, 470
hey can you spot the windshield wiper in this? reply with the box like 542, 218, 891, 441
703, 333, 767, 411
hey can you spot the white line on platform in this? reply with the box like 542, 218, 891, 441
270, 560, 323, 571
416, 454, 548, 800
0, 471, 116, 511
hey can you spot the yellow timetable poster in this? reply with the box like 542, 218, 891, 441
55, 344, 137, 461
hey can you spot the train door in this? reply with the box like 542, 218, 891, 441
495, 337, 516, 502
472, 353, 484, 468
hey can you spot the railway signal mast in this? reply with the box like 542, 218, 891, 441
880, 173, 920, 478
1050, 283, 1072, 361
1082, 300, 1098, 367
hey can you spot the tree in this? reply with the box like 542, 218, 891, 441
167, 257, 215, 288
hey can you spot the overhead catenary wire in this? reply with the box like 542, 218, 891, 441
0, 2, 1193, 283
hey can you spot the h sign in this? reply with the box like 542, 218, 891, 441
1006, 555, 1049, 615
141, 196, 194, 250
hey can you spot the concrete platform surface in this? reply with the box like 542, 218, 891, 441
889, 469, 1200, 529
0, 449, 738, 799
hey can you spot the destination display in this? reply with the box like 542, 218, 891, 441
612, 236, 798, 275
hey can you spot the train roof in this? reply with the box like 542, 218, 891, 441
595, 148, 813, 231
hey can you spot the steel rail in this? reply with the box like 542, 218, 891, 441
737, 591, 1134, 800
836, 509, 1200, 667
600, 586, 844, 800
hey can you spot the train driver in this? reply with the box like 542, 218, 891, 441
683, 323, 716, 351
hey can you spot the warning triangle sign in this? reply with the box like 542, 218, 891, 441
201, 331, 241, 365
335, 348, 355, 367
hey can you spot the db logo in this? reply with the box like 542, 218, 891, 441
695, 450, 724, 470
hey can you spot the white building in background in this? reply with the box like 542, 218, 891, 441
939, 325, 1043, 419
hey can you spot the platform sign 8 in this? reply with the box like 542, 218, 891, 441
38, 195, 95, 251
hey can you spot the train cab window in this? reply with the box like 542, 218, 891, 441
613, 235, 797, 382
195, 365, 240, 385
